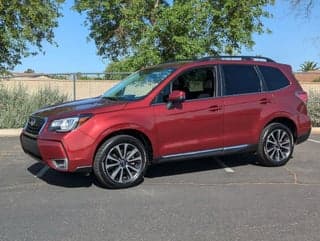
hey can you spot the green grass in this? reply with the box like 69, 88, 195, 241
0, 82, 68, 128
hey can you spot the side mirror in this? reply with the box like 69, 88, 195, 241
168, 90, 186, 102
167, 90, 185, 109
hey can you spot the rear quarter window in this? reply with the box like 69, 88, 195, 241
259, 66, 290, 91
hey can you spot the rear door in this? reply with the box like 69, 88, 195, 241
221, 64, 268, 146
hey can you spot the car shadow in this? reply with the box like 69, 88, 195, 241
27, 154, 260, 188
27, 162, 95, 188
145, 153, 259, 178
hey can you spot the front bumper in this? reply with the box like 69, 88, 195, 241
20, 133, 42, 160
20, 131, 94, 172
20, 133, 70, 171
21, 123, 97, 172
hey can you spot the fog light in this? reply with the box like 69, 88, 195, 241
52, 159, 68, 171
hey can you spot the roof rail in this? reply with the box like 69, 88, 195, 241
161, 58, 197, 64
199, 55, 275, 62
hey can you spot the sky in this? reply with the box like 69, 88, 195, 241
13, 0, 320, 73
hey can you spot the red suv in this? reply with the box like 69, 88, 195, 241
20, 56, 311, 188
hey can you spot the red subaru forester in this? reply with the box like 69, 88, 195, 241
20, 56, 311, 188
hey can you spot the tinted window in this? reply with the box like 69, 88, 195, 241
259, 66, 290, 91
173, 68, 215, 100
222, 65, 261, 95
154, 67, 216, 103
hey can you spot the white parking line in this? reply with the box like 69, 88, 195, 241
34, 165, 50, 178
215, 158, 235, 173
308, 139, 320, 144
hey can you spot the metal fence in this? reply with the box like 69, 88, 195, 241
1, 72, 131, 100
1, 71, 320, 127
1, 71, 320, 101
47, 72, 132, 100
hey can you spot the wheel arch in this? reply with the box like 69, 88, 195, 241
263, 117, 297, 141
93, 128, 154, 164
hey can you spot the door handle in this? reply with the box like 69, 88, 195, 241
208, 105, 222, 112
259, 98, 271, 105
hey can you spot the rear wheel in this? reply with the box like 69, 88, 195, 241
93, 135, 148, 188
257, 123, 294, 166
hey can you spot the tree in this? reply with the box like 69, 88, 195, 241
24, 68, 35, 73
0, 0, 64, 73
289, 0, 318, 17
300, 61, 319, 72
74, 0, 275, 72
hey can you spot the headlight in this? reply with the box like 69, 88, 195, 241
49, 115, 92, 132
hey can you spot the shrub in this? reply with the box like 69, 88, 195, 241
0, 83, 68, 128
308, 90, 320, 127
313, 77, 320, 82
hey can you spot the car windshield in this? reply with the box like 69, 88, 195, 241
102, 67, 176, 101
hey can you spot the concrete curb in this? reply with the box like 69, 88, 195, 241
312, 127, 320, 134
1, 127, 320, 137
0, 129, 22, 137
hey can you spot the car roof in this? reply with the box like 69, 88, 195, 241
143, 56, 283, 71
142, 61, 193, 70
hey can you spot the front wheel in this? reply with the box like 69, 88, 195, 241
257, 123, 294, 166
93, 135, 148, 188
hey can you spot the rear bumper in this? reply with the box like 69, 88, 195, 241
296, 128, 311, 144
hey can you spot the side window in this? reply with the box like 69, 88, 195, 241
222, 65, 261, 95
173, 68, 215, 100
259, 66, 290, 91
153, 67, 216, 103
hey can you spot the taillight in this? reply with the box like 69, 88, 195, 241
295, 90, 308, 103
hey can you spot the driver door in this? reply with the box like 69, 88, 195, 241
152, 67, 224, 157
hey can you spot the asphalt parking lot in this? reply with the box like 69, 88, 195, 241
0, 135, 320, 241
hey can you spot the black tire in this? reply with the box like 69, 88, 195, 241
93, 135, 148, 188
257, 123, 294, 167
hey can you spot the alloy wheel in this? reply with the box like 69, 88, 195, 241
264, 128, 292, 162
103, 143, 143, 184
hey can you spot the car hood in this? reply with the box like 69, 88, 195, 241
32, 96, 127, 118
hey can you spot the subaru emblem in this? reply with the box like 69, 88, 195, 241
29, 117, 36, 127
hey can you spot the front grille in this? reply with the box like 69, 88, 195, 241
25, 116, 46, 135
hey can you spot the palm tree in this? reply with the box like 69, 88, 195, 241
300, 61, 320, 72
